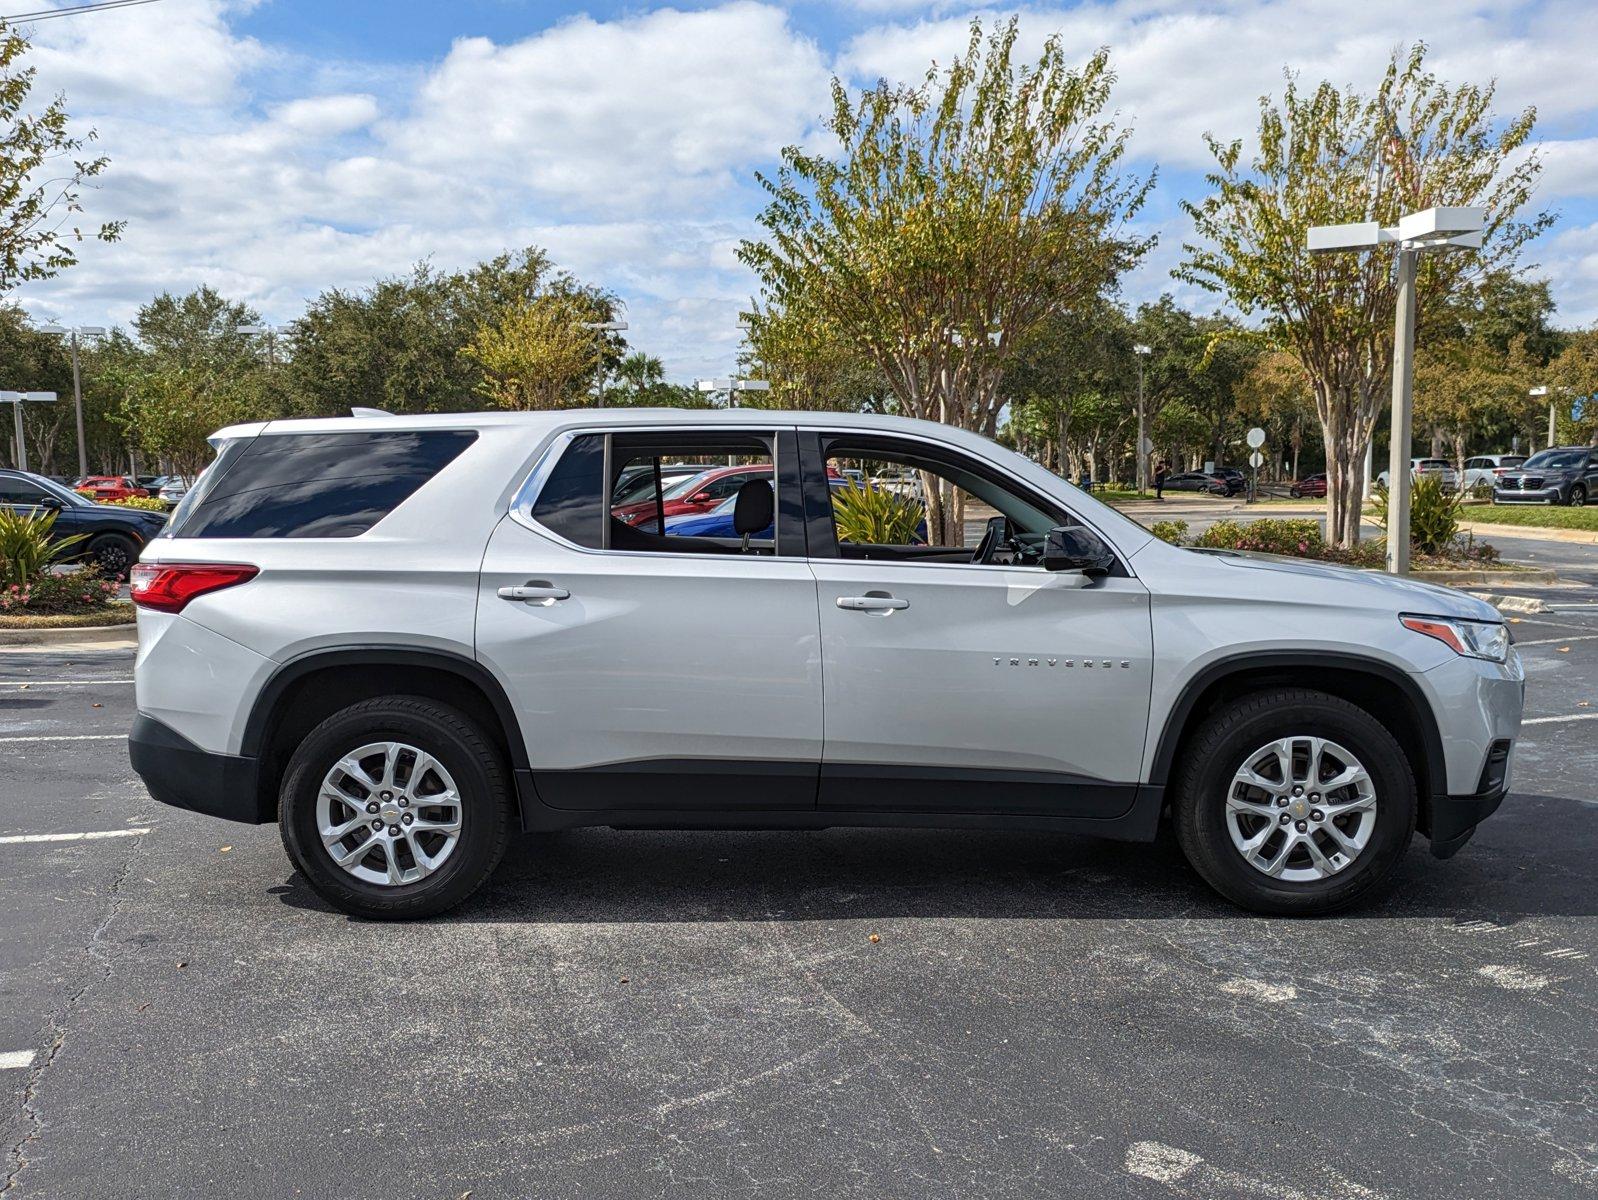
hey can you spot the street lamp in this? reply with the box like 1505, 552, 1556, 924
1528, 385, 1553, 448
37, 323, 105, 480
581, 319, 628, 408
1132, 344, 1151, 493
237, 324, 281, 366
0, 391, 57, 474
695, 377, 770, 408
1307, 205, 1485, 574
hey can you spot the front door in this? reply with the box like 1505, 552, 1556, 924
806, 433, 1154, 817
477, 426, 824, 812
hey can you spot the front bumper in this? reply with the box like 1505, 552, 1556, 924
1427, 739, 1512, 858
129, 713, 270, 824
1493, 487, 1562, 504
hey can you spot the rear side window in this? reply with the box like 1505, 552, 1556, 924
169, 430, 476, 539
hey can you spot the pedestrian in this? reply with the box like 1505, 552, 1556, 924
1154, 459, 1170, 501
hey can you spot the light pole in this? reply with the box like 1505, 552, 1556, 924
0, 391, 58, 474
695, 377, 770, 409
581, 319, 628, 407
237, 324, 281, 366
1308, 206, 1485, 574
1529, 385, 1554, 448
1132, 344, 1151, 493
37, 324, 105, 480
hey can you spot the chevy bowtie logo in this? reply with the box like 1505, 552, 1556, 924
993, 657, 1132, 669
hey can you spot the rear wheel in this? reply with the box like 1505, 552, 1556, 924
1173, 688, 1415, 915
279, 696, 513, 919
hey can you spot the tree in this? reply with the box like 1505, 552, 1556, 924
1414, 335, 1529, 474
0, 20, 122, 292
1179, 44, 1548, 546
287, 247, 565, 416
741, 298, 887, 413
1546, 331, 1598, 446
0, 303, 71, 471
467, 291, 608, 411
1236, 350, 1317, 479
739, 17, 1152, 540
604, 353, 709, 409
134, 285, 263, 371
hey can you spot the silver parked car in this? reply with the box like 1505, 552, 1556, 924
128, 410, 1523, 920
1375, 457, 1459, 490
1460, 454, 1527, 492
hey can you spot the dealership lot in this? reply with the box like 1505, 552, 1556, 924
2, 615, 1596, 1198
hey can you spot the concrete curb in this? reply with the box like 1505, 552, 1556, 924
1468, 592, 1553, 615
1457, 520, 1598, 545
0, 623, 138, 648
1409, 568, 1558, 586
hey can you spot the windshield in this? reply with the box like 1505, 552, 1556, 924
32, 474, 89, 507
1524, 450, 1587, 470
660, 471, 714, 500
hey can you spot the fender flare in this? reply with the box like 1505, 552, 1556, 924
240, 645, 530, 771
1147, 650, 1446, 797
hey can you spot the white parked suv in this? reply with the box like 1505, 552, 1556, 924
129, 410, 1523, 919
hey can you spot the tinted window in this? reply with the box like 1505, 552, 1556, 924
170, 430, 476, 539
1525, 450, 1586, 470
530, 433, 605, 547
0, 478, 49, 505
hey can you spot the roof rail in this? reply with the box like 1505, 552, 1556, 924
350, 407, 394, 418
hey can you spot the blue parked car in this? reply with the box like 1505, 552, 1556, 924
667, 479, 930, 543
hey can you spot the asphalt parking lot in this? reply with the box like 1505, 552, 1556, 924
3, 603, 1596, 1197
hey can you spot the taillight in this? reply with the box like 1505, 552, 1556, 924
130, 563, 258, 613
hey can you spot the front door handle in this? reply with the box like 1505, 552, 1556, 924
836, 594, 909, 612
498, 583, 570, 604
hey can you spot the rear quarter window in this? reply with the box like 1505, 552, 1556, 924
168, 429, 476, 539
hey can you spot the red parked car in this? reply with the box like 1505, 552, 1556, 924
611, 464, 775, 527
1289, 473, 1327, 498
76, 475, 151, 503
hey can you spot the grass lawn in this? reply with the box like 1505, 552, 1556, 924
1086, 487, 1153, 502
1461, 505, 1598, 532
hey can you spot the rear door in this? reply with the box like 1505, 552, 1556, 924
803, 431, 1154, 818
476, 425, 825, 812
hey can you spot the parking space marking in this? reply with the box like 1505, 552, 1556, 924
0, 734, 125, 743
1521, 713, 1598, 726
0, 828, 150, 845
0, 1050, 35, 1070
0, 679, 134, 687
1514, 634, 1598, 646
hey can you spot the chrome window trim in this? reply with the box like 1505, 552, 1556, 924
507, 423, 800, 563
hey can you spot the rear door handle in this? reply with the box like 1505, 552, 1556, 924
836, 594, 909, 612
498, 584, 570, 604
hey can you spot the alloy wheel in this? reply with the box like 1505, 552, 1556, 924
316, 741, 464, 886
1224, 736, 1377, 882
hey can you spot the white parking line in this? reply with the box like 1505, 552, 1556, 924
0, 1050, 35, 1070
0, 679, 134, 687
1514, 634, 1598, 646
0, 828, 150, 845
1522, 713, 1598, 726
0, 734, 124, 743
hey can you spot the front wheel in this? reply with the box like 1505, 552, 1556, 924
1173, 688, 1416, 916
88, 533, 139, 578
1570, 485, 1587, 508
279, 696, 513, 919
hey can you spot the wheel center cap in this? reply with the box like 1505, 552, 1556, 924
1289, 798, 1309, 819
380, 805, 403, 826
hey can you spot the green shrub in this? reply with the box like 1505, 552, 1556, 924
1371, 477, 1461, 555
0, 564, 118, 615
0, 509, 84, 589
831, 481, 924, 545
1149, 519, 1189, 544
1194, 517, 1323, 556
111, 495, 167, 512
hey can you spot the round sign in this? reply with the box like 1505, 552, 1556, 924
1246, 427, 1266, 449
1139, 436, 1153, 456
1248, 450, 1264, 468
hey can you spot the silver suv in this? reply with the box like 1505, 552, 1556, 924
128, 411, 1523, 919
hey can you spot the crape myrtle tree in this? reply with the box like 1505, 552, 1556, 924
1178, 43, 1548, 546
738, 18, 1153, 543
0, 19, 122, 292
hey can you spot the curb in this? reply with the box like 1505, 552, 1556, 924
1468, 593, 1552, 615
1409, 568, 1558, 586
1457, 520, 1598, 545
0, 623, 138, 648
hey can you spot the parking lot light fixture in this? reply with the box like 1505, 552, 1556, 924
580, 320, 628, 406
1307, 205, 1485, 575
1133, 344, 1151, 493
1529, 386, 1553, 447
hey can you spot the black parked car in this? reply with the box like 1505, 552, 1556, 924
1492, 447, 1598, 507
0, 469, 168, 576
1211, 467, 1249, 496
1163, 471, 1230, 496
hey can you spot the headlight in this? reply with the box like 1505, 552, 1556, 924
1400, 615, 1510, 663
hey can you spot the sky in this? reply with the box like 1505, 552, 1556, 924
11, 0, 1598, 383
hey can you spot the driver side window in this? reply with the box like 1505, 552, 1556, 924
821, 440, 1063, 567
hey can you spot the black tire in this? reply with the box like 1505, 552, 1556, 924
1290, 487, 1302, 499
1172, 688, 1416, 916
1570, 485, 1586, 508
89, 533, 139, 578
279, 696, 513, 920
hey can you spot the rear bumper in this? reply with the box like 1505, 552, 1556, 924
129, 713, 271, 824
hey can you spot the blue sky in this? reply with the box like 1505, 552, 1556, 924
15, 0, 1598, 382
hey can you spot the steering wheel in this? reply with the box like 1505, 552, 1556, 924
972, 515, 1012, 565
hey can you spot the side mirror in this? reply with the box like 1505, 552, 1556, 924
39, 496, 63, 510
1043, 525, 1114, 576
689, 491, 714, 504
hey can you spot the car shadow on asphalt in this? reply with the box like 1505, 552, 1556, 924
270, 792, 1596, 924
